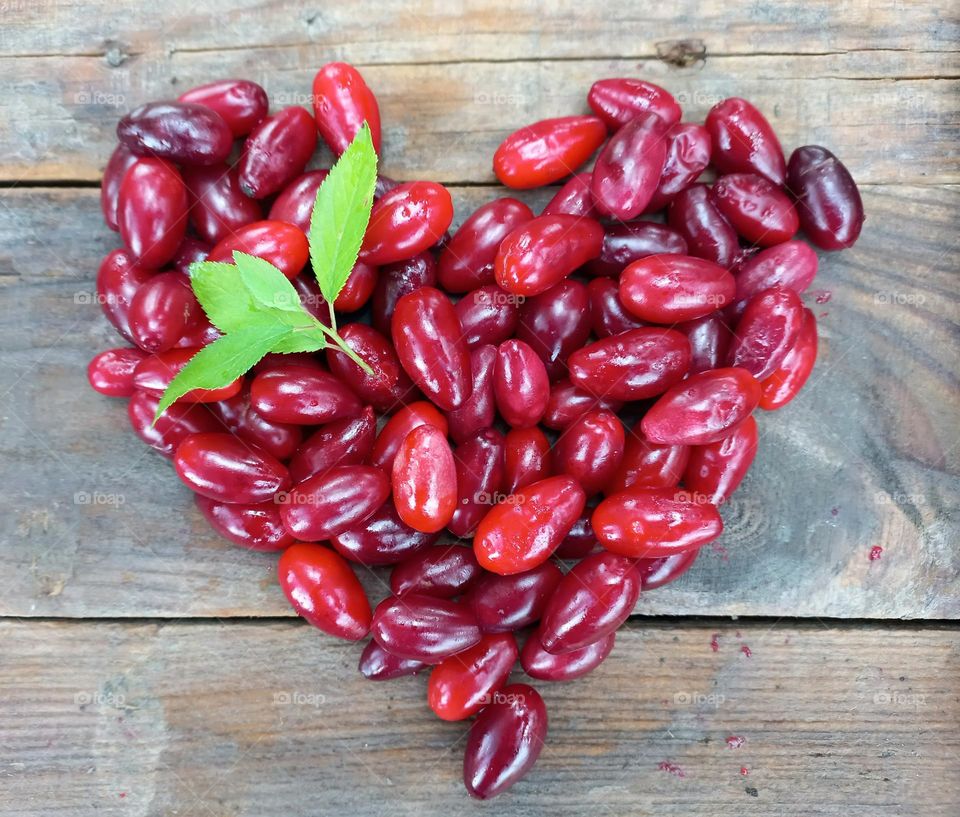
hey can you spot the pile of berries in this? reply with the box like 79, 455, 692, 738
87, 63, 864, 798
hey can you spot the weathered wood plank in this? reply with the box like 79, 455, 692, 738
2, 52, 957, 183
1, 619, 957, 816
3, 0, 959, 59
0, 185, 957, 619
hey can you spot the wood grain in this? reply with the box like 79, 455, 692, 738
2, 51, 958, 183
1, 618, 957, 816
1, 185, 957, 619
3, 0, 958, 59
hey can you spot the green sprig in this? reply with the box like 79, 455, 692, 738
153, 123, 378, 423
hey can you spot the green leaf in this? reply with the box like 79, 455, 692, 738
270, 327, 329, 354
190, 261, 261, 333
232, 251, 305, 313
153, 326, 289, 422
309, 122, 378, 305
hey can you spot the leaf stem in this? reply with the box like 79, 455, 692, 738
320, 325, 375, 376
327, 299, 338, 333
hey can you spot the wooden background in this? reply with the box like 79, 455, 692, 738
1, 1, 958, 814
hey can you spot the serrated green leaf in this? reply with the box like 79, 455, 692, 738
190, 261, 261, 333
153, 326, 289, 422
232, 251, 306, 313
309, 122, 378, 305
270, 327, 329, 354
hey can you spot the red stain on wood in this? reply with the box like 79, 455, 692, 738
740, 644, 752, 658
869, 545, 883, 561
658, 760, 686, 778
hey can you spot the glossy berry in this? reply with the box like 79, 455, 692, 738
278, 543, 371, 640
503, 426, 553, 494
390, 545, 482, 599
712, 173, 799, 246
127, 390, 224, 458
552, 409, 625, 496
759, 307, 818, 410
195, 495, 293, 551
371, 593, 481, 663
515, 279, 592, 380
568, 328, 691, 402
733, 240, 818, 312
250, 364, 362, 425
543, 379, 624, 431
358, 640, 427, 681
464, 561, 563, 634
494, 339, 550, 429
134, 348, 242, 403
642, 367, 761, 445
445, 345, 497, 444
667, 183, 740, 268
87, 347, 147, 397
429, 633, 519, 721
449, 429, 506, 538
127, 272, 200, 353
280, 464, 390, 541
706, 97, 786, 185
620, 254, 736, 323
463, 684, 547, 799
587, 78, 682, 131
495, 214, 604, 297
591, 112, 669, 220
786, 145, 864, 250
207, 220, 309, 280
117, 158, 188, 269
289, 408, 377, 483
605, 431, 689, 494
494, 116, 607, 188
455, 286, 521, 349
521, 629, 615, 681
178, 79, 268, 137
238, 106, 318, 199
684, 415, 759, 506
361, 182, 454, 265
392, 287, 472, 411
117, 101, 233, 166
312, 62, 382, 156
473, 475, 585, 575
392, 424, 458, 533
541, 171, 599, 219
181, 163, 262, 245
639, 549, 700, 589
729, 287, 805, 380
372, 252, 438, 337
268, 170, 329, 233
174, 432, 290, 504
592, 486, 723, 558
439, 198, 534, 292
586, 278, 645, 339
677, 312, 733, 374
645, 122, 712, 212
588, 221, 688, 277
326, 323, 414, 412
371, 401, 449, 472
101, 145, 138, 232
539, 551, 641, 653
331, 500, 438, 567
